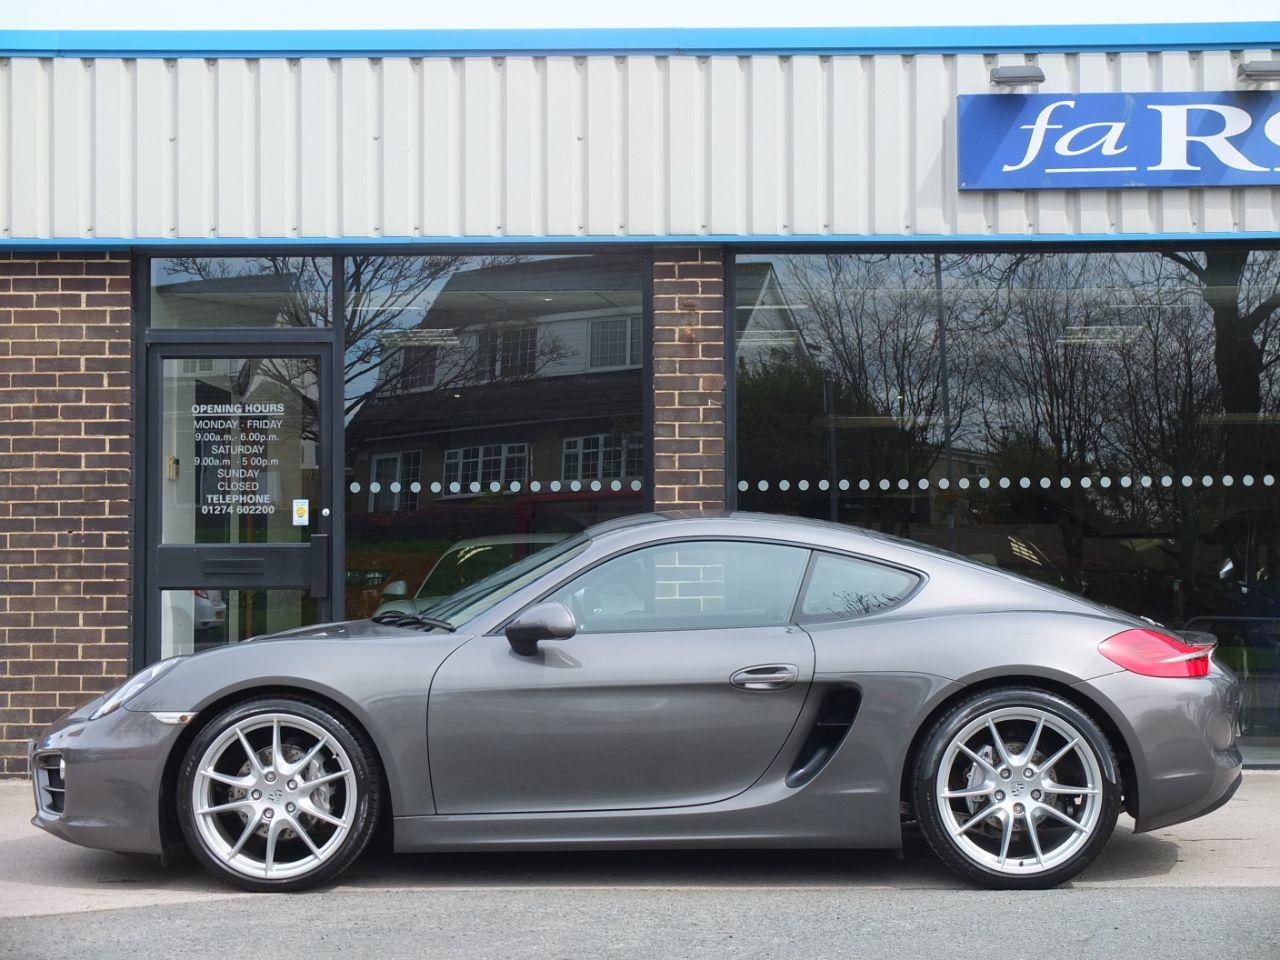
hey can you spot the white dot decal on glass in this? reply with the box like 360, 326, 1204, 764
1018, 477, 1030, 489
410, 482, 421, 494
1059, 477, 1071, 489
449, 482, 460, 494
858, 479, 870, 491
510, 481, 522, 493
1098, 476, 1110, 488
818, 479, 830, 491
978, 477, 990, 489
1160, 475, 1173, 488
390, 481, 401, 494
898, 479, 909, 490
938, 478, 949, 490
738, 480, 749, 492
589, 480, 601, 491
1202, 475, 1213, 487
1180, 475, 1193, 488
758, 480, 770, 492
998, 477, 1011, 489
839, 479, 851, 491
349, 482, 361, 493
430, 481, 441, 494
778, 480, 790, 491
879, 479, 891, 491
570, 480, 582, 492
1038, 477, 1050, 489
959, 478, 972, 490
630, 480, 642, 492
369, 482, 381, 493
469, 482, 481, 493
798, 480, 810, 491
1265, 474, 1276, 486
1222, 475, 1234, 487
918, 478, 929, 490
1243, 474, 1255, 486
1080, 477, 1091, 489
529, 481, 541, 492
1140, 476, 1152, 488
1120, 476, 1132, 488
610, 480, 621, 491
487, 482, 499, 493
550, 481, 562, 492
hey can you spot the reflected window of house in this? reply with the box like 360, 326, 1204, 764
343, 253, 646, 621
151, 257, 332, 328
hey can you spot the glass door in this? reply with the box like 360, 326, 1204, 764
145, 343, 337, 659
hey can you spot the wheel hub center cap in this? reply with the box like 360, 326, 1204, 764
1010, 780, 1027, 798
266, 787, 284, 805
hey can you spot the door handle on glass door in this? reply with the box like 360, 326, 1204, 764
730, 664, 799, 691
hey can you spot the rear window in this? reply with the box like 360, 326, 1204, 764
799, 552, 919, 621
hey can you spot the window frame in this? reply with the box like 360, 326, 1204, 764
588, 314, 643, 371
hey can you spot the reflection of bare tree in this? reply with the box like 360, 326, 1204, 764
968, 255, 1117, 587
1158, 249, 1280, 473
775, 254, 975, 531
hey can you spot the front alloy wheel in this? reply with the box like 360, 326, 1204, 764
177, 697, 381, 891
914, 688, 1121, 889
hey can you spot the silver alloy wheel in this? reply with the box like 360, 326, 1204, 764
934, 706, 1103, 876
191, 712, 357, 881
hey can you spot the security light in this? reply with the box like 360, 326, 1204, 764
1238, 60, 1280, 82
990, 65, 1046, 86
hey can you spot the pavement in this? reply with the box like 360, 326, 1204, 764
0, 773, 1277, 959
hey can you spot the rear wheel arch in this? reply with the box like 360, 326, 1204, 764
898, 674, 1139, 823
158, 684, 395, 858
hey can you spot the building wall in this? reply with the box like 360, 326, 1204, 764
0, 253, 132, 774
4, 50, 1280, 242
652, 247, 726, 512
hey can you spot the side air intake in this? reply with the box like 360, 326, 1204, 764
785, 687, 862, 788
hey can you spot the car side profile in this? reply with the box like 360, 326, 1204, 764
29, 513, 1242, 891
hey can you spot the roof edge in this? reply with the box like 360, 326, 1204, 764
1, 23, 1279, 58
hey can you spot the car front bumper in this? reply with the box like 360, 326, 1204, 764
1081, 664, 1243, 834
29, 706, 186, 857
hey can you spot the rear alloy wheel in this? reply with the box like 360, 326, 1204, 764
177, 697, 381, 892
914, 688, 1121, 889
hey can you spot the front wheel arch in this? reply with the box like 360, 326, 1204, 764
158, 685, 394, 860
899, 675, 1137, 824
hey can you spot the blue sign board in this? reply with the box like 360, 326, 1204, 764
957, 91, 1280, 190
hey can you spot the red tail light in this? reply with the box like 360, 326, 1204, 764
1099, 628, 1212, 678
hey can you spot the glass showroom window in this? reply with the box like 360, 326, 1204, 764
343, 253, 646, 622
733, 249, 1280, 763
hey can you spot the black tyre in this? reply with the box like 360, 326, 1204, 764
912, 686, 1121, 889
176, 695, 382, 892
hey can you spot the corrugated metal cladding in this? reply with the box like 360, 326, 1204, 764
3, 50, 1280, 242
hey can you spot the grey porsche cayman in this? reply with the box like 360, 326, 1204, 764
30, 513, 1242, 891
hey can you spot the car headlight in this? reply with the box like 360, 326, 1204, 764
89, 659, 182, 720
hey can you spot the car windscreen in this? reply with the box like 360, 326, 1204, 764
428, 534, 591, 628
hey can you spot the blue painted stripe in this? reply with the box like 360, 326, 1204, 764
2, 23, 1279, 57
2, 232, 1279, 251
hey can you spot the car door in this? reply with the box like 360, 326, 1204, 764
427, 539, 816, 814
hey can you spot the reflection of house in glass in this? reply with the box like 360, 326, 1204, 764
345, 256, 645, 523
734, 262, 807, 368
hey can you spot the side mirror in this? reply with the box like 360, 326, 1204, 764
382, 579, 408, 598
505, 601, 576, 657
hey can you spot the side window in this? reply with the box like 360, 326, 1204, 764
546, 540, 810, 633
799, 553, 919, 621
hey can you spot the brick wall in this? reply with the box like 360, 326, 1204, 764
652, 247, 728, 512
0, 253, 133, 775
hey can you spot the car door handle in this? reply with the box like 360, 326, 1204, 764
730, 663, 799, 691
